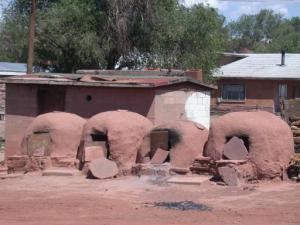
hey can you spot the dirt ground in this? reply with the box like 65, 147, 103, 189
0, 173, 299, 225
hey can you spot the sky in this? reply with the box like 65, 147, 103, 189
184, 0, 300, 21
0, 0, 300, 22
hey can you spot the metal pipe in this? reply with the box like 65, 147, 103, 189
27, 0, 36, 74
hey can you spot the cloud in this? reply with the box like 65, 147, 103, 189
183, 0, 229, 11
234, 2, 288, 16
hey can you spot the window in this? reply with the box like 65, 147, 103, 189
222, 84, 245, 101
278, 84, 287, 99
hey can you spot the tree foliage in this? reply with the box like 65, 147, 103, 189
227, 9, 300, 53
0, 0, 226, 75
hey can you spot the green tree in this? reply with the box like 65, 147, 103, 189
227, 9, 283, 52
0, 0, 58, 62
0, 0, 228, 76
150, 4, 227, 75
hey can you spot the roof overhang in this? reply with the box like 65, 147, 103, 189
0, 73, 216, 90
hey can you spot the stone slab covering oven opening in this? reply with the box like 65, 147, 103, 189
139, 120, 209, 170
77, 110, 153, 176
223, 136, 249, 160
205, 111, 294, 183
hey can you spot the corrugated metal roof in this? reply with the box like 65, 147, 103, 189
214, 53, 300, 79
0, 62, 27, 72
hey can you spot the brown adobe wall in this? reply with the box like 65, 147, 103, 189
205, 111, 294, 179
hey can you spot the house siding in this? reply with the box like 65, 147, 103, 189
211, 78, 300, 114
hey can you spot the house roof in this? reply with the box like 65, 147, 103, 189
0, 62, 27, 76
0, 72, 215, 90
214, 53, 300, 79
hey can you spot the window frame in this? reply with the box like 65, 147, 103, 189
221, 83, 246, 102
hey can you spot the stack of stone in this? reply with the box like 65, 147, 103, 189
190, 156, 213, 175
290, 119, 300, 153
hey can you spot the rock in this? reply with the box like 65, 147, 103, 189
291, 120, 300, 127
294, 137, 300, 144
0, 166, 7, 175
167, 175, 211, 185
42, 168, 78, 176
51, 157, 74, 168
223, 137, 248, 160
293, 129, 300, 136
0, 173, 24, 179
131, 163, 169, 177
215, 159, 247, 166
151, 148, 169, 164
282, 168, 289, 181
141, 157, 150, 163
218, 166, 240, 186
169, 167, 189, 174
88, 158, 118, 179
6, 155, 29, 171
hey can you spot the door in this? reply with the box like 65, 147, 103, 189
275, 84, 287, 112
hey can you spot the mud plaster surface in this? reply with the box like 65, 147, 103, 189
21, 112, 86, 158
205, 111, 294, 179
140, 120, 208, 168
82, 110, 153, 173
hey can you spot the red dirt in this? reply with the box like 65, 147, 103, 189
0, 174, 299, 225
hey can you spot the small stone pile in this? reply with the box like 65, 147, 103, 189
289, 118, 300, 153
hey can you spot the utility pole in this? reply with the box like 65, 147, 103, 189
27, 0, 36, 74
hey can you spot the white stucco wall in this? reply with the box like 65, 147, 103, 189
154, 89, 211, 128
185, 91, 211, 128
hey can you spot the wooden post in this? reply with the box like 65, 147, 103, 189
27, 0, 36, 74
